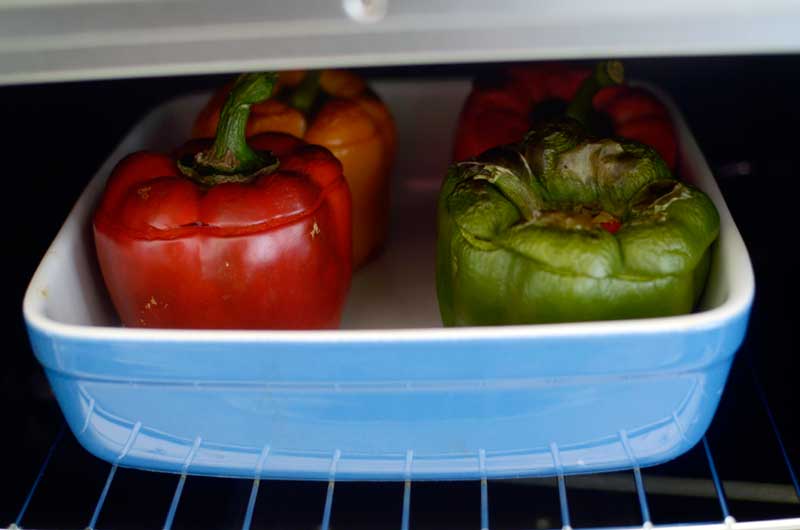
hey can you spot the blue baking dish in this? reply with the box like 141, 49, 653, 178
23, 80, 754, 480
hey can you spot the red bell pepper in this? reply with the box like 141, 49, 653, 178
453, 62, 678, 169
93, 73, 352, 329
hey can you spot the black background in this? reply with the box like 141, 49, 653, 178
1, 56, 799, 529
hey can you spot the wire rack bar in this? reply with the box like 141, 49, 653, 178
751, 366, 800, 501
88, 422, 140, 530
620, 430, 652, 526
320, 449, 341, 530
632, 466, 653, 528
13, 424, 66, 528
401, 479, 412, 530
480, 449, 489, 530
242, 479, 261, 530
480, 478, 489, 530
564, 518, 800, 530
528, 474, 797, 504
557, 475, 571, 530
163, 436, 202, 530
401, 450, 413, 530
88, 464, 117, 530
163, 473, 188, 530
550, 442, 572, 530
242, 445, 270, 530
320, 479, 335, 530
703, 436, 733, 523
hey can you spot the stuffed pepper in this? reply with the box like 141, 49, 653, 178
193, 70, 395, 268
454, 61, 678, 170
437, 61, 719, 326
94, 72, 352, 329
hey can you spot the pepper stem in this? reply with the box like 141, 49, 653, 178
460, 146, 546, 221
180, 72, 280, 185
565, 60, 624, 128
288, 71, 322, 114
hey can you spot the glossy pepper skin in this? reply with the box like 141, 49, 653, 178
193, 70, 396, 269
453, 62, 678, 170
94, 73, 352, 329
437, 62, 719, 326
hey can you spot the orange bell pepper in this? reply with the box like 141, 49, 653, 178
193, 70, 396, 268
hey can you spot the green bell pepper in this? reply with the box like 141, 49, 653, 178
436, 61, 720, 326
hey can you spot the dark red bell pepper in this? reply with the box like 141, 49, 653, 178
93, 73, 352, 329
453, 62, 678, 169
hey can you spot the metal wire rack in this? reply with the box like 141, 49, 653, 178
5, 355, 799, 530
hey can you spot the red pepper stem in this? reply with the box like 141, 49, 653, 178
288, 71, 322, 114
565, 60, 624, 128
184, 73, 280, 184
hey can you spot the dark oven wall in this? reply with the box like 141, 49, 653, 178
1, 55, 799, 529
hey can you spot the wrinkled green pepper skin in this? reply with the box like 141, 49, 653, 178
436, 119, 719, 325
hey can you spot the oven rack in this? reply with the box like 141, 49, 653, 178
4, 353, 799, 530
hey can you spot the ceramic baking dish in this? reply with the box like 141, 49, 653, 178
23, 79, 754, 480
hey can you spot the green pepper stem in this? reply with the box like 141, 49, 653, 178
183, 72, 279, 183
288, 71, 322, 114
460, 147, 546, 221
482, 165, 543, 221
565, 60, 624, 128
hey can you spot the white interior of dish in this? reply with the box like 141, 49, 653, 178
23, 79, 754, 337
